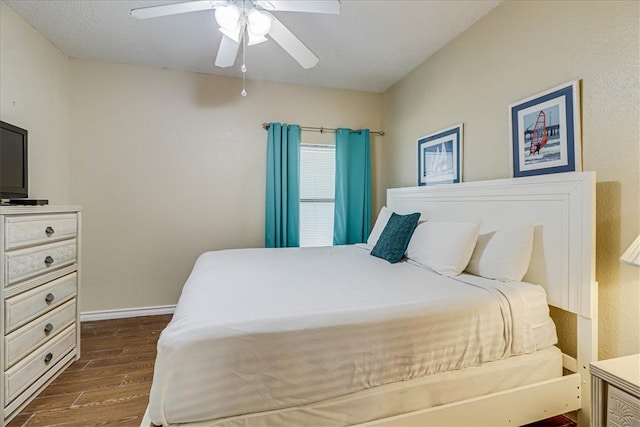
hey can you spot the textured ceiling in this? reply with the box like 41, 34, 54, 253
4, 0, 500, 93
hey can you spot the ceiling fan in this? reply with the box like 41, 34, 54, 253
130, 0, 341, 70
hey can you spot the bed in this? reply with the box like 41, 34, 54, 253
143, 171, 596, 427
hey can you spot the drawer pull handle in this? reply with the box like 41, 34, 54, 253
45, 226, 55, 235
44, 323, 54, 333
45, 293, 55, 303
44, 256, 54, 265
44, 353, 53, 364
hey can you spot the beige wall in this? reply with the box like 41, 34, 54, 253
382, 0, 640, 359
0, 2, 70, 203
68, 60, 382, 311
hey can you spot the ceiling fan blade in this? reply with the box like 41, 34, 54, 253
267, 16, 318, 69
215, 35, 240, 68
131, 0, 227, 19
254, 0, 340, 14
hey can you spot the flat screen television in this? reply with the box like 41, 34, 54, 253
0, 121, 28, 199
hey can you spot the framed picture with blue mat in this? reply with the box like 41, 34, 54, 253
417, 124, 463, 186
509, 80, 582, 177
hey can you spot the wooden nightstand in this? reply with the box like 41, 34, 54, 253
590, 354, 640, 426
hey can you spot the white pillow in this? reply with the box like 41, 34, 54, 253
406, 220, 481, 276
366, 206, 393, 247
465, 223, 534, 281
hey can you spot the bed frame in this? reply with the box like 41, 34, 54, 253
142, 171, 596, 427
364, 171, 597, 426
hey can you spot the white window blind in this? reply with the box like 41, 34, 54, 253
300, 144, 335, 247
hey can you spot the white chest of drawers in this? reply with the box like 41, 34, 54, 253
591, 354, 640, 427
0, 205, 81, 426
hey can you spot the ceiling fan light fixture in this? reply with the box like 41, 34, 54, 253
215, 4, 240, 31
247, 9, 272, 37
248, 32, 268, 46
219, 25, 242, 43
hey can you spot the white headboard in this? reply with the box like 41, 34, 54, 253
388, 171, 596, 318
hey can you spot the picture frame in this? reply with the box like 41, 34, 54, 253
417, 124, 463, 186
509, 80, 581, 177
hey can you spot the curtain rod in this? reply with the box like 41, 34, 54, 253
261, 123, 384, 136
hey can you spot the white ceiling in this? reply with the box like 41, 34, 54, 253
4, 0, 500, 93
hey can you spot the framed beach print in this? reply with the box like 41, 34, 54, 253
509, 80, 581, 177
417, 124, 463, 186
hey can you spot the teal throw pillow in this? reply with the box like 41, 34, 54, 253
371, 212, 421, 263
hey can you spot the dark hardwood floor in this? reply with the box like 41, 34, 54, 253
7, 314, 577, 427
524, 416, 576, 427
7, 314, 172, 427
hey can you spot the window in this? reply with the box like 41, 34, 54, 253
299, 144, 335, 247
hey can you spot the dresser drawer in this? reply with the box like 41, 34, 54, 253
5, 299, 76, 368
607, 385, 640, 427
5, 239, 76, 285
4, 325, 76, 405
4, 214, 78, 250
5, 273, 77, 333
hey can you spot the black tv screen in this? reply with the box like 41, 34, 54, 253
0, 121, 28, 199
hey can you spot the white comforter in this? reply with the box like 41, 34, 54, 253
148, 245, 557, 425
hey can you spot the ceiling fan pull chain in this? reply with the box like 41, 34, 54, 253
239, 0, 248, 97
241, 68, 247, 97
241, 24, 247, 97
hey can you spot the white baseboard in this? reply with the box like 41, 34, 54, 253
80, 305, 176, 322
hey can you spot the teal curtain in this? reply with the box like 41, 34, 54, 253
333, 129, 371, 245
265, 123, 300, 248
